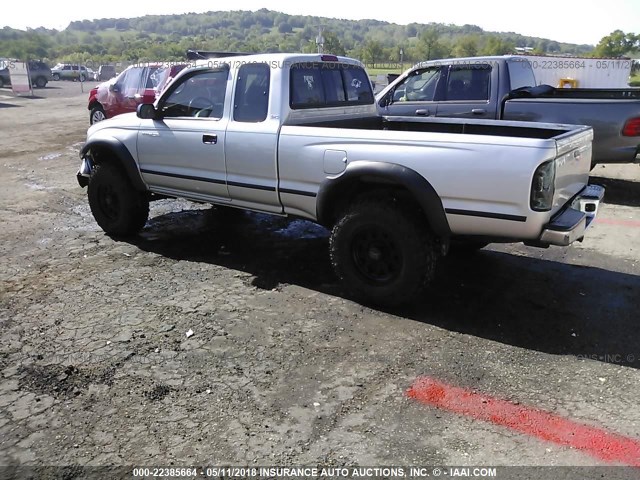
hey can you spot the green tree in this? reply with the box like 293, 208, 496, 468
593, 30, 638, 57
454, 35, 479, 57
323, 30, 346, 56
362, 40, 384, 65
415, 27, 450, 60
277, 22, 292, 34
481, 35, 515, 55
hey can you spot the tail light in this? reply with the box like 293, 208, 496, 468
531, 160, 556, 211
321, 55, 339, 62
622, 118, 640, 136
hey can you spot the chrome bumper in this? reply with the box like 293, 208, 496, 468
76, 156, 93, 188
539, 184, 605, 246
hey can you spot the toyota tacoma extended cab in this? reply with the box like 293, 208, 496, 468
377, 55, 640, 166
76, 53, 604, 306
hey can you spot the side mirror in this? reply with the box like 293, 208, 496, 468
137, 103, 157, 119
109, 83, 120, 93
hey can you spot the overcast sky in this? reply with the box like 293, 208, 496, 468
2, 0, 638, 45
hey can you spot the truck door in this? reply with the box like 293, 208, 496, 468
137, 67, 230, 200
435, 64, 493, 119
224, 62, 282, 213
379, 66, 444, 117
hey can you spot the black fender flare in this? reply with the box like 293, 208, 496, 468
80, 138, 147, 192
316, 161, 450, 237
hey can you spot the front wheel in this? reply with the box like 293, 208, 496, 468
330, 198, 437, 306
34, 76, 47, 88
90, 105, 106, 124
52, 73, 60, 81
88, 163, 149, 236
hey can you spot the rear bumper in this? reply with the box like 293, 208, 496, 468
538, 184, 605, 246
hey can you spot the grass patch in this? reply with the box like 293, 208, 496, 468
366, 66, 406, 76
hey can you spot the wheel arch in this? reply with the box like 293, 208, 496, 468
316, 161, 450, 238
80, 139, 147, 192
88, 99, 103, 111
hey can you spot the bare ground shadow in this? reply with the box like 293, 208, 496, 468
123, 208, 640, 369
591, 175, 640, 207
0, 103, 22, 109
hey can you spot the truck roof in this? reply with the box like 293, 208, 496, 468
414, 55, 522, 67
193, 53, 365, 69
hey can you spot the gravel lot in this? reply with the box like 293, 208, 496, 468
1, 80, 640, 478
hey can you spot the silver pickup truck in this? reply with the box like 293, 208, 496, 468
76, 53, 604, 306
377, 55, 640, 166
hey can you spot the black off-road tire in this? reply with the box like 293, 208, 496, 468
88, 163, 149, 236
330, 198, 437, 307
0, 77, 5, 88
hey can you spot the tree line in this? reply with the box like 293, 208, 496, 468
0, 9, 636, 66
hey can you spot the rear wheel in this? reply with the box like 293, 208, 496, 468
90, 105, 106, 125
88, 163, 149, 236
330, 197, 437, 306
0, 77, 4, 88
52, 73, 60, 81
34, 76, 47, 88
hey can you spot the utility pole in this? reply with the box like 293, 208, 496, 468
316, 25, 325, 54
400, 48, 404, 71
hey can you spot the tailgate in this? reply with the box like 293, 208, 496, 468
551, 126, 593, 214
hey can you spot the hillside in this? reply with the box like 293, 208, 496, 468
0, 9, 594, 64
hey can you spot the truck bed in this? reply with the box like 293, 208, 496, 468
532, 87, 640, 100
295, 115, 578, 140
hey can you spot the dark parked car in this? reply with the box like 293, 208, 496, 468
88, 63, 186, 124
0, 59, 52, 88
97, 65, 117, 81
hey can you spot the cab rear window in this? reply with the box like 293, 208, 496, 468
290, 63, 373, 109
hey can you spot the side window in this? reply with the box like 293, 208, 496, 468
342, 66, 373, 103
444, 66, 491, 101
63, 65, 71, 71
393, 68, 441, 102
144, 67, 168, 90
290, 66, 326, 107
507, 59, 536, 90
160, 69, 229, 119
234, 63, 270, 123
290, 63, 372, 109
117, 68, 142, 95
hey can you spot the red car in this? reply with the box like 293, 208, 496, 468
88, 63, 186, 124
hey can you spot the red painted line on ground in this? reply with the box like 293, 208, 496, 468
595, 218, 640, 228
406, 377, 640, 467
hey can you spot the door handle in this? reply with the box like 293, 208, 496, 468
471, 109, 486, 115
415, 109, 429, 116
202, 134, 217, 145
141, 132, 159, 137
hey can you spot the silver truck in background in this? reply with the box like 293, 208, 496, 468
377, 56, 640, 166
76, 53, 604, 306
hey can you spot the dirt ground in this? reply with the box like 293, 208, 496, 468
1, 81, 640, 478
